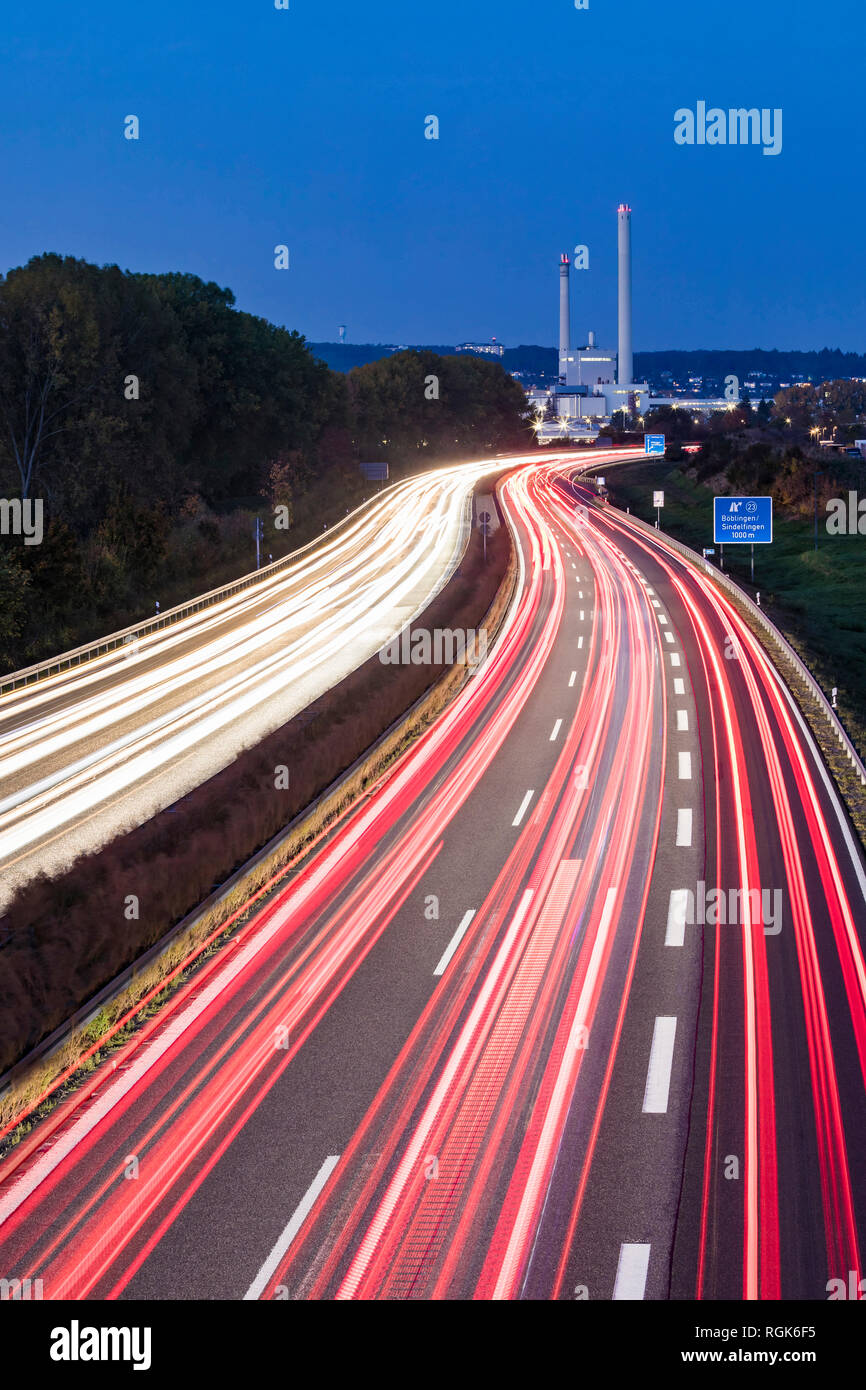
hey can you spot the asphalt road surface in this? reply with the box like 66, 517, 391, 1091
1, 452, 864, 1301
0, 461, 491, 905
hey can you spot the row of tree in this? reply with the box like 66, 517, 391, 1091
0, 255, 533, 670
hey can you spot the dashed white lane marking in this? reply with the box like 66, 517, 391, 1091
665, 889, 689, 947
433, 909, 477, 977
244, 1155, 340, 1300
676, 709, 689, 731
658, 614, 668, 625
676, 808, 693, 846
580, 610, 585, 621
664, 631, 675, 644
512, 790, 535, 827
613, 1244, 651, 1300
652, 599, 661, 608
669, 652, 681, 667
569, 671, 577, 687
643, 1017, 678, 1114
678, 751, 692, 780
673, 678, 685, 696
550, 719, 563, 742
578, 635, 584, 649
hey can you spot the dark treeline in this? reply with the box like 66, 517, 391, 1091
312, 342, 866, 382
0, 255, 531, 671
637, 347, 866, 382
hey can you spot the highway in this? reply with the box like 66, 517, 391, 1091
0, 461, 499, 907
0, 451, 865, 1301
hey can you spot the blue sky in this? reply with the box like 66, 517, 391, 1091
1, 0, 863, 351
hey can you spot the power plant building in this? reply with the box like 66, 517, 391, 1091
537, 203, 734, 442
547, 205, 649, 436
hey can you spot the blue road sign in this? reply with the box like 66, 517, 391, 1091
713, 496, 773, 544
645, 434, 665, 456
360, 461, 389, 482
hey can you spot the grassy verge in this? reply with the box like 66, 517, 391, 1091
604, 458, 866, 762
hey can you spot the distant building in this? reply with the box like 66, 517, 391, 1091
456, 340, 505, 357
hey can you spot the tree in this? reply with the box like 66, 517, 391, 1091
772, 384, 816, 428
0, 255, 194, 531
0, 547, 30, 666
0, 254, 127, 502
143, 272, 342, 502
644, 404, 696, 441
348, 350, 532, 463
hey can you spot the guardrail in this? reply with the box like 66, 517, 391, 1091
576, 467, 866, 788
0, 483, 405, 698
0, 481, 508, 1108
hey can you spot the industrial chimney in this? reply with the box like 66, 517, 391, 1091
617, 205, 633, 387
559, 253, 570, 358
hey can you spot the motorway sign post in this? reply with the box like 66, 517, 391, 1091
653, 489, 664, 529
479, 509, 492, 562
714, 496, 773, 584
645, 434, 666, 456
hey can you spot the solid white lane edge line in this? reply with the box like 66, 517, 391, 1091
433, 909, 477, 977
244, 1155, 340, 1300
643, 1016, 678, 1114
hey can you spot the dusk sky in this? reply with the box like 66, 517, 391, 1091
2, 0, 862, 352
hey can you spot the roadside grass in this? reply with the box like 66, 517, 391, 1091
604, 459, 866, 760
